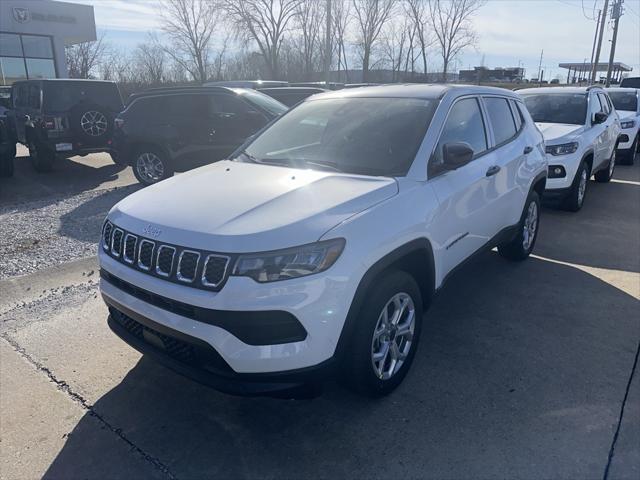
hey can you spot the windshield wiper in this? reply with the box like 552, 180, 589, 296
300, 159, 343, 172
238, 150, 259, 163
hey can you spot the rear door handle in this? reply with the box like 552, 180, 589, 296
486, 165, 501, 177
524, 146, 533, 154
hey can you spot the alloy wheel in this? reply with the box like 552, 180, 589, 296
609, 151, 616, 178
522, 201, 538, 251
371, 292, 416, 380
577, 169, 587, 206
80, 111, 108, 137
136, 152, 164, 184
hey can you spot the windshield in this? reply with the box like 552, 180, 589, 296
238, 97, 438, 176
43, 82, 123, 112
608, 91, 638, 112
239, 89, 288, 116
522, 93, 587, 125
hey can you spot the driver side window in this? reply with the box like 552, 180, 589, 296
589, 93, 604, 120
430, 97, 487, 172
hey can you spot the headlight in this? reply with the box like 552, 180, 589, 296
545, 142, 578, 156
232, 238, 345, 283
621, 120, 636, 129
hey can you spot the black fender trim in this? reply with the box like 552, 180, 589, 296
333, 238, 435, 361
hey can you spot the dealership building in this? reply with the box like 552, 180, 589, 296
0, 0, 96, 85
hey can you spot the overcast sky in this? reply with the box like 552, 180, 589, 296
66, 0, 640, 80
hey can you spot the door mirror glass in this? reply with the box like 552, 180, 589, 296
443, 142, 474, 170
593, 111, 608, 124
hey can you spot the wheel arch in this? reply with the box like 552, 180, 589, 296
333, 238, 436, 361
581, 149, 594, 173
129, 141, 172, 166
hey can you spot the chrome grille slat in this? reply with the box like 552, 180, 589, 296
123, 234, 138, 264
102, 221, 113, 252
202, 254, 230, 287
156, 245, 176, 277
137, 240, 155, 271
177, 250, 200, 283
111, 228, 124, 257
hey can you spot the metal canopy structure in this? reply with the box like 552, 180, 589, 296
559, 62, 632, 84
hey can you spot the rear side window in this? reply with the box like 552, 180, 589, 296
509, 100, 524, 130
433, 97, 487, 165
484, 97, 517, 145
608, 91, 638, 111
28, 84, 40, 109
164, 94, 208, 117
43, 82, 123, 112
210, 94, 253, 115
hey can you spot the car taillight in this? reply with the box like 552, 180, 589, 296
114, 118, 124, 129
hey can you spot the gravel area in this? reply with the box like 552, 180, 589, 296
0, 186, 137, 280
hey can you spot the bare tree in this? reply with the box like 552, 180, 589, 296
405, 0, 432, 75
222, 0, 303, 80
381, 18, 409, 81
133, 38, 167, 85
332, 0, 352, 81
99, 47, 132, 83
65, 33, 108, 78
352, 0, 396, 82
429, 0, 485, 82
159, 0, 220, 82
295, 0, 324, 78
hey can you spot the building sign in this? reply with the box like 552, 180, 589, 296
11, 6, 77, 25
12, 7, 31, 23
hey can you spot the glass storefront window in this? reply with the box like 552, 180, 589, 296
0, 33, 23, 57
0, 57, 28, 85
25, 59, 56, 80
21, 36, 54, 59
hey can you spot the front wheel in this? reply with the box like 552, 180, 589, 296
620, 135, 638, 165
562, 161, 589, 212
132, 148, 173, 186
343, 270, 423, 397
594, 149, 616, 183
498, 190, 540, 261
28, 139, 55, 173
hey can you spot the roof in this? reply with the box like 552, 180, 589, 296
203, 80, 289, 88
310, 83, 519, 100
559, 62, 632, 72
517, 86, 597, 95
257, 87, 328, 94
606, 87, 639, 93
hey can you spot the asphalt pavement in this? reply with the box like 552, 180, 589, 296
0, 151, 638, 480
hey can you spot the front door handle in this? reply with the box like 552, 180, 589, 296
524, 146, 533, 154
486, 165, 501, 177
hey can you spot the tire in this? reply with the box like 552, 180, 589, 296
620, 135, 638, 165
132, 147, 173, 186
343, 270, 423, 397
70, 103, 113, 146
562, 161, 589, 212
594, 149, 616, 183
498, 190, 540, 261
0, 152, 14, 177
28, 138, 55, 173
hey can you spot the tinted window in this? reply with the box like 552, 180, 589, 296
238, 89, 288, 116
590, 94, 604, 117
13, 84, 28, 107
620, 78, 640, 88
164, 94, 208, 117
433, 98, 487, 165
28, 84, 40, 109
598, 93, 611, 114
25, 59, 55, 79
522, 93, 587, 125
43, 82, 123, 112
509, 100, 524, 130
0, 57, 28, 85
608, 91, 638, 111
21, 36, 53, 59
0, 34, 22, 57
242, 97, 437, 176
484, 97, 517, 145
210, 94, 252, 115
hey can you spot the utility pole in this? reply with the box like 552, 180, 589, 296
537, 49, 544, 85
324, 0, 332, 86
588, 9, 602, 85
591, 0, 610, 84
606, 0, 624, 87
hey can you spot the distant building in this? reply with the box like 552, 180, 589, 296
459, 66, 525, 84
0, 0, 96, 84
559, 62, 632, 85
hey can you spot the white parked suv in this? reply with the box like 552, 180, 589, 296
519, 87, 622, 211
99, 85, 547, 397
607, 87, 639, 164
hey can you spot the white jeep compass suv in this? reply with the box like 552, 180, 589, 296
99, 85, 547, 397
607, 87, 639, 164
520, 87, 622, 211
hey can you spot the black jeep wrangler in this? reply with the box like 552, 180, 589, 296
11, 79, 124, 172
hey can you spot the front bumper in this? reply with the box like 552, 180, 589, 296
544, 150, 583, 191
105, 297, 335, 397
617, 128, 638, 151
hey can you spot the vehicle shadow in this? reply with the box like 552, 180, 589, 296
42, 252, 640, 480
0, 153, 131, 208
537, 162, 640, 273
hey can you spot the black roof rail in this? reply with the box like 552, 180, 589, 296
125, 85, 232, 104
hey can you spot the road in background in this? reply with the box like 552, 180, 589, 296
0, 152, 638, 479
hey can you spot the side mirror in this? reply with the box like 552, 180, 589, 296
443, 142, 474, 170
593, 112, 608, 124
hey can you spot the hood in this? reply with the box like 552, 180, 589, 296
617, 110, 636, 121
535, 123, 585, 143
110, 160, 398, 252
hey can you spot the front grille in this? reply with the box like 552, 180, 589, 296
156, 246, 175, 277
100, 220, 232, 291
123, 234, 137, 264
